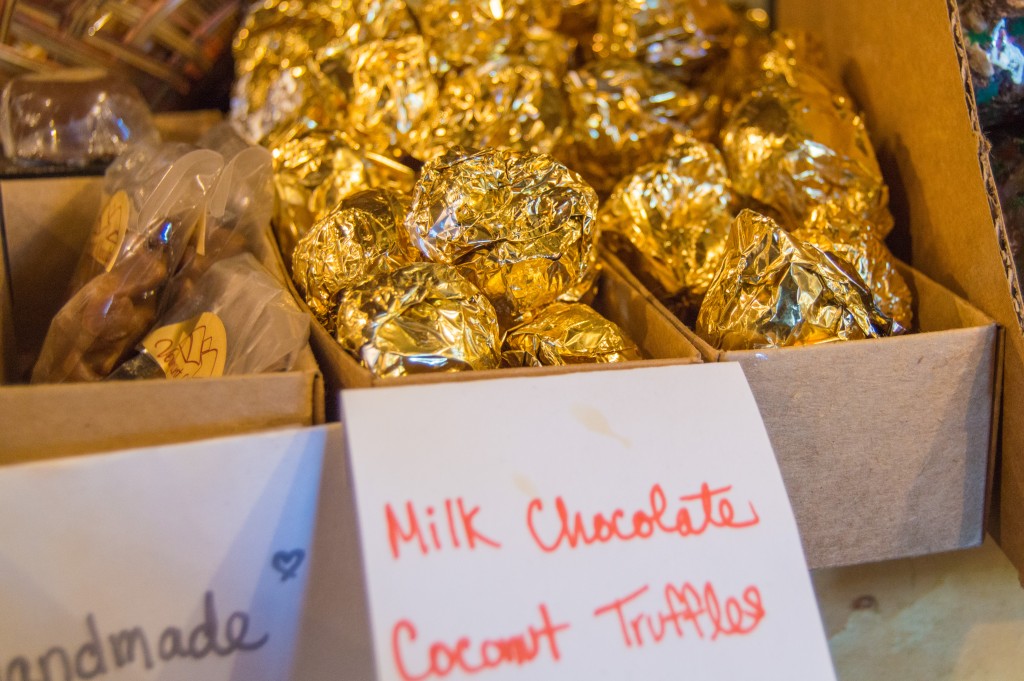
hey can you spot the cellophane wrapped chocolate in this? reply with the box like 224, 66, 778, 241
697, 210, 902, 350
0, 69, 159, 167
109, 253, 309, 380
502, 302, 642, 366
405, 146, 599, 327
33, 145, 224, 383
292, 188, 420, 331
335, 262, 502, 377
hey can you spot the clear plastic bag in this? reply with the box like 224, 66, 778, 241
0, 69, 159, 166
32, 146, 225, 383
108, 253, 310, 380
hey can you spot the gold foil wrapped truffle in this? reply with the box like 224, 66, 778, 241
599, 137, 736, 303
270, 123, 367, 259
231, 52, 346, 145
347, 35, 439, 160
415, 0, 556, 73
795, 209, 913, 330
720, 74, 894, 234
292, 188, 419, 331
563, 59, 700, 194
405, 146, 599, 326
335, 262, 502, 377
269, 122, 418, 261
593, 0, 738, 81
696, 210, 901, 350
502, 302, 642, 366
231, 0, 418, 143
231, 1, 353, 143
520, 26, 579, 78
428, 56, 568, 156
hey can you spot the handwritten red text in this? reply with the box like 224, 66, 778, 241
526, 483, 760, 553
593, 580, 765, 648
391, 604, 570, 680
386, 498, 502, 559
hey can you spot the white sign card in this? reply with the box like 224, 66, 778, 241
0, 425, 349, 681
342, 363, 837, 681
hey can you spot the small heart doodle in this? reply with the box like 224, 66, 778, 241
271, 549, 305, 582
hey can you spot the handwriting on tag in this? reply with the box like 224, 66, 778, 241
0, 591, 269, 679
141, 312, 228, 379
89, 190, 131, 271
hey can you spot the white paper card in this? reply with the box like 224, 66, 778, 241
342, 363, 836, 681
0, 425, 342, 681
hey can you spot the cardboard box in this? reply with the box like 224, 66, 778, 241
773, 0, 1024, 575
605, 251, 1001, 569
305, 261, 705, 418
0, 176, 325, 463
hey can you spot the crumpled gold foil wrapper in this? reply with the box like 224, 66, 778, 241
292, 188, 419, 331
232, 0, 417, 143
754, 31, 839, 98
795, 209, 913, 330
556, 0, 599, 41
347, 35, 439, 160
502, 302, 642, 366
427, 56, 567, 157
269, 121, 418, 262
231, 1, 348, 143
593, 0, 738, 81
599, 137, 736, 301
335, 262, 502, 377
721, 74, 894, 235
697, 210, 901, 350
415, 0, 557, 73
231, 51, 346, 145
406, 146, 599, 327
563, 59, 700, 194
521, 26, 579, 77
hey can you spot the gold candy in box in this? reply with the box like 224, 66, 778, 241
221, 0, 1000, 568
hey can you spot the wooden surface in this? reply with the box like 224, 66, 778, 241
815, 537, 1024, 680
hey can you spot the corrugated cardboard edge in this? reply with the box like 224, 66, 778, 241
945, 0, 1024, 333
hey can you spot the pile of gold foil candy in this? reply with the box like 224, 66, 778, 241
231, 0, 913, 372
